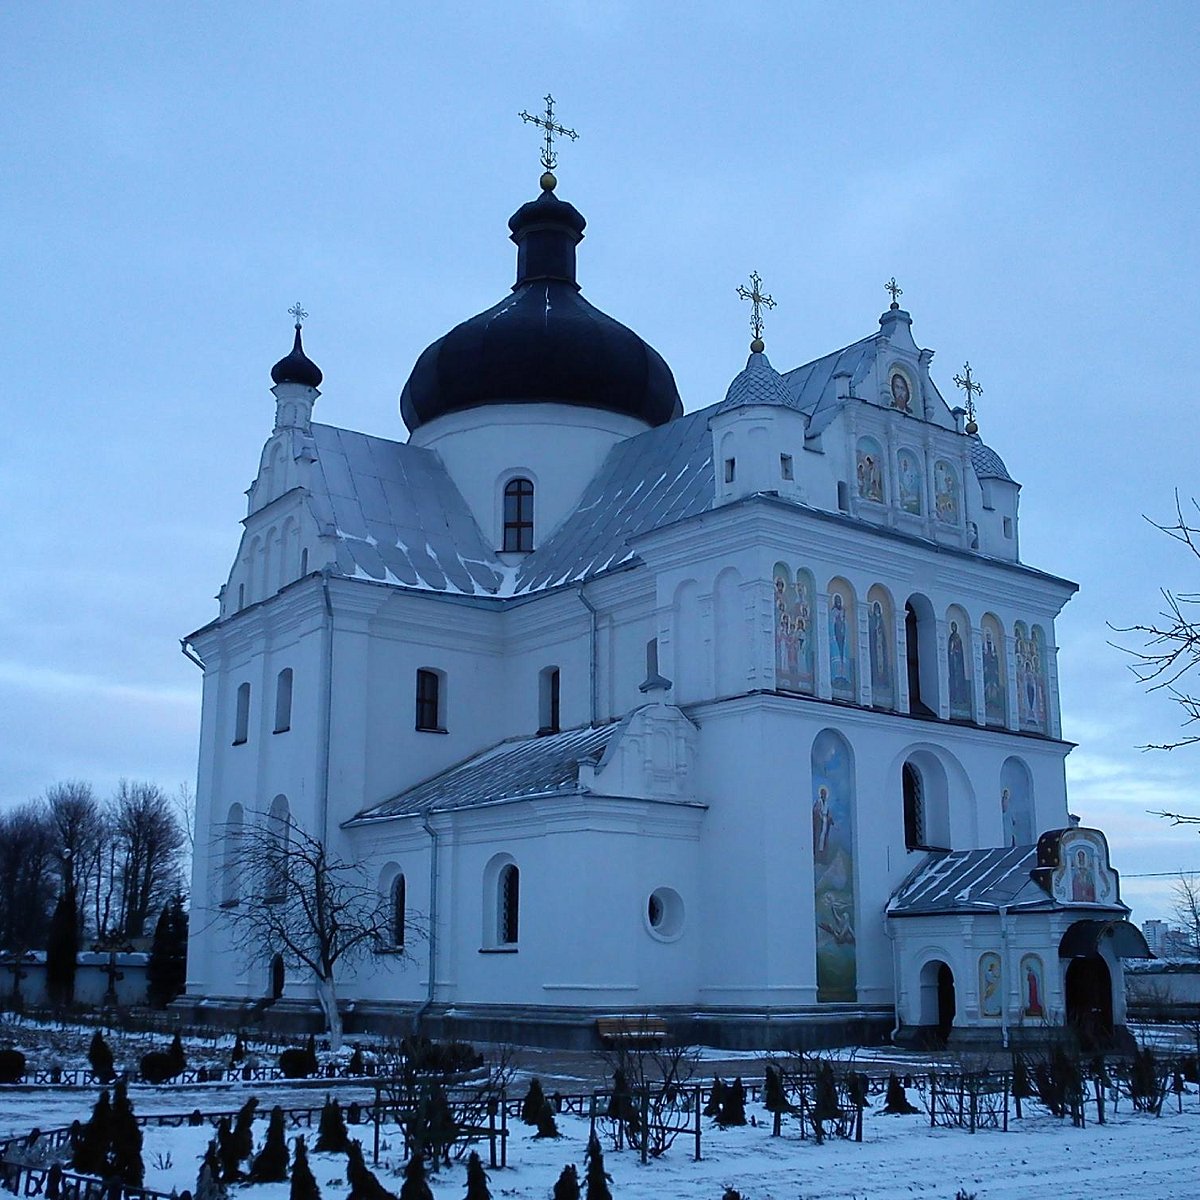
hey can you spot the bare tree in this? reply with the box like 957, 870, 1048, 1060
217, 810, 404, 1047
44, 781, 103, 927
1172, 873, 1200, 958
111, 780, 185, 939
1116, 493, 1200, 750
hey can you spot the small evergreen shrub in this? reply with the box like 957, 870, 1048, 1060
141, 1050, 181, 1084
249, 1106, 289, 1183
346, 1140, 396, 1200
315, 1096, 350, 1153
196, 1159, 226, 1200
534, 1100, 560, 1139
882, 1073, 918, 1115
280, 1048, 314, 1079
168, 1033, 186, 1076
398, 1151, 431, 1200
110, 1079, 144, 1187
584, 1132, 612, 1200
72, 1089, 112, 1176
552, 1164, 580, 1200
520, 1077, 547, 1126
289, 1136, 321, 1200
347, 1046, 365, 1076
718, 1078, 746, 1128
0, 1049, 26, 1083
229, 1033, 246, 1066
88, 1031, 115, 1083
233, 1097, 258, 1162
216, 1116, 242, 1182
703, 1078, 724, 1118
463, 1151, 491, 1200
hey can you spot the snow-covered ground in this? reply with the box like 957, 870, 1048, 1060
12, 1086, 1199, 1200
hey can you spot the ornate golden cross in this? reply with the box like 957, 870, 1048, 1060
287, 302, 308, 328
885, 277, 903, 308
954, 361, 983, 429
519, 94, 579, 172
736, 271, 776, 348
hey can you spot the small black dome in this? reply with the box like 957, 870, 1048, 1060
271, 325, 323, 388
400, 186, 681, 432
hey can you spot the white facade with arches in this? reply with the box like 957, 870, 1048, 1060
182, 183, 1144, 1047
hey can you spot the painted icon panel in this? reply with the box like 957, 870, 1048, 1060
897, 447, 923, 514
981, 614, 1007, 726
889, 369, 914, 412
812, 729, 856, 1003
946, 605, 973, 720
979, 952, 1002, 1019
934, 459, 960, 525
867, 585, 896, 710
1015, 622, 1048, 732
856, 437, 885, 503
828, 579, 857, 701
1001, 757, 1034, 846
773, 563, 815, 695
1020, 954, 1045, 1018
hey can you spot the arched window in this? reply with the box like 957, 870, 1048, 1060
221, 803, 244, 905
498, 864, 520, 946
391, 874, 406, 948
905, 595, 938, 717
265, 795, 289, 901
538, 667, 560, 735
502, 478, 534, 552
274, 668, 293, 734
903, 763, 926, 850
416, 668, 444, 732
233, 682, 251, 745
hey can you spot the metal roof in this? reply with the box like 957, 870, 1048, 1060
716, 350, 798, 414
969, 438, 1015, 483
348, 724, 619, 821
887, 846, 1053, 916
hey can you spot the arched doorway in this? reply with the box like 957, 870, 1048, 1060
918, 959, 956, 1046
1065, 957, 1113, 1048
270, 953, 285, 1001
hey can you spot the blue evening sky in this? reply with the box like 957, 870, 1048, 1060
2, 3, 1198, 920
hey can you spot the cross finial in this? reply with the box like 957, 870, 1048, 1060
736, 271, 776, 352
885, 277, 903, 309
954, 361, 983, 433
519, 93, 579, 185
287, 302, 308, 329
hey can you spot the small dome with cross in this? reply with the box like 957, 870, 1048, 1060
271, 320, 322, 389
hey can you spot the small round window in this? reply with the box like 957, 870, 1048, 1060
645, 887, 684, 941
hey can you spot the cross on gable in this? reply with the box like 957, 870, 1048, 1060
885, 277, 903, 308
954, 361, 983, 431
519, 93, 579, 173
736, 271, 776, 350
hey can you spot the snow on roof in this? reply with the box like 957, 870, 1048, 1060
887, 846, 1052, 916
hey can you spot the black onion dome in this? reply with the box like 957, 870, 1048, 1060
400, 187, 681, 432
271, 325, 323, 388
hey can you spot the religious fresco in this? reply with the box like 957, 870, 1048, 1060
856, 438, 885, 503
889, 368, 914, 413
1000, 757, 1034, 846
946, 605, 973, 720
828, 580, 857, 701
979, 952, 1002, 1019
811, 729, 857, 1003
773, 563, 815, 695
1020, 954, 1045, 1018
1015, 622, 1048, 732
933, 459, 960, 525
897, 447, 923, 514
1049, 828, 1117, 906
867, 585, 896, 709
981, 614, 1007, 726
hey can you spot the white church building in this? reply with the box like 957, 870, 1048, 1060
182, 167, 1149, 1049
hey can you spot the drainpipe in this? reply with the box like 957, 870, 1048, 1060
998, 904, 1011, 1050
318, 570, 334, 845
575, 581, 599, 726
415, 816, 440, 1032
885, 914, 903, 1042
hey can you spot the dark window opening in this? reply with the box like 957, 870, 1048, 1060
903, 762, 926, 850
416, 669, 442, 732
837, 481, 849, 511
538, 667, 561, 735
392, 875, 406, 948
233, 682, 251, 745
499, 864, 520, 945
780, 453, 794, 481
274, 668, 293, 733
905, 603, 935, 716
503, 477, 534, 552
724, 458, 736, 484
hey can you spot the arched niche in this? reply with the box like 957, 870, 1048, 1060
896, 446, 923, 514
866, 584, 897, 710
672, 579, 703, 703
856, 437, 885, 503
773, 563, 815, 695
714, 566, 744, 697
981, 613, 1007, 726
811, 729, 856, 1002
1000, 757, 1035, 846
904, 593, 939, 716
946, 604, 974, 720
827, 577, 857, 702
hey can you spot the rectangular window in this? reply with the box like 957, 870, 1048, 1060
233, 682, 251, 745
1003, 517, 1013, 539
837, 481, 849, 512
416, 668, 442, 732
724, 458, 736, 484
780, 453, 794, 481
538, 667, 561, 735
274, 668, 293, 734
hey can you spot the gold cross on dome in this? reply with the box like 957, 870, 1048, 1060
736, 271, 776, 347
519, 93, 579, 172
954, 361, 983, 428
287, 302, 308, 328
885, 277, 903, 308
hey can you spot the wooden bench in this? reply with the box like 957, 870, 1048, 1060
596, 1016, 669, 1044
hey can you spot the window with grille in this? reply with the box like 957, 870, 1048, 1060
903, 762, 926, 850
416, 669, 442, 732
498, 864, 520, 946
